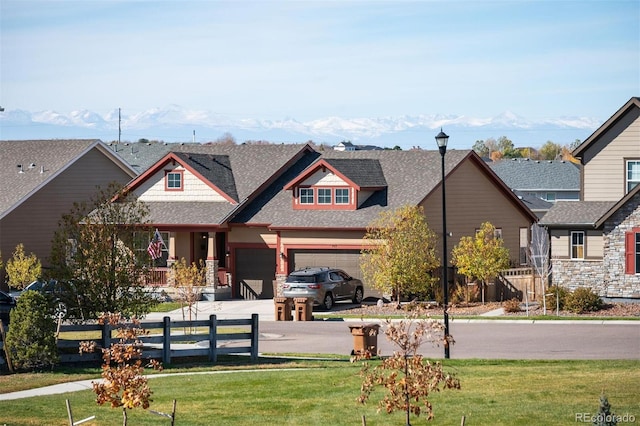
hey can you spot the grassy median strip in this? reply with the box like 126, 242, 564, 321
1, 359, 638, 425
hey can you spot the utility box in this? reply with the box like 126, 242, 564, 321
348, 324, 380, 357
273, 297, 293, 321
293, 297, 314, 321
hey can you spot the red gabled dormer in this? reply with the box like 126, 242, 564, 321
284, 158, 387, 210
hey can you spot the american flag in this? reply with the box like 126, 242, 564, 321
147, 229, 165, 260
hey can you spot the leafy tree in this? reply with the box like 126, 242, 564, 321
539, 141, 562, 160
472, 140, 489, 157
5, 243, 41, 290
451, 222, 510, 303
357, 313, 460, 424
5, 290, 58, 371
49, 183, 156, 321
498, 136, 522, 158
80, 313, 163, 426
361, 205, 439, 306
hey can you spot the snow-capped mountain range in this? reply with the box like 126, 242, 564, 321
0, 105, 601, 150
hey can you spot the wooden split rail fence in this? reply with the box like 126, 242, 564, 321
1, 314, 259, 365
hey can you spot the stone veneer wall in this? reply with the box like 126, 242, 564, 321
551, 194, 640, 299
274, 274, 287, 297
602, 194, 640, 298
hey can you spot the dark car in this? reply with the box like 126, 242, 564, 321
282, 267, 364, 310
0, 290, 17, 325
9, 279, 79, 320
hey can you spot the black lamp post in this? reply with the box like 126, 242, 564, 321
435, 128, 450, 359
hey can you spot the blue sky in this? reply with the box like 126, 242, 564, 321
1, 0, 638, 123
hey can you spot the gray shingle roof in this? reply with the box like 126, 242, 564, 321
173, 152, 239, 202
323, 158, 387, 187
538, 201, 615, 227
0, 139, 135, 218
488, 158, 580, 191
131, 143, 313, 226
235, 149, 474, 228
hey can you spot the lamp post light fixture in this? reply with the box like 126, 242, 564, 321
435, 128, 450, 359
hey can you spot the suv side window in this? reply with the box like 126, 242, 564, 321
329, 272, 342, 281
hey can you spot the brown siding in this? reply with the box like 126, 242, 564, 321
423, 160, 533, 267
0, 148, 133, 271
582, 108, 640, 201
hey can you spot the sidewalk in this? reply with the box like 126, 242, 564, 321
144, 299, 276, 321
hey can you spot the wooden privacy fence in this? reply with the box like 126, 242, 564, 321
1, 314, 259, 365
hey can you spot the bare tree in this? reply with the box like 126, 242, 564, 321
528, 224, 552, 315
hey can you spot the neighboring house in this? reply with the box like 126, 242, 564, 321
488, 157, 580, 212
0, 140, 138, 288
539, 97, 640, 299
122, 143, 537, 300
333, 141, 383, 151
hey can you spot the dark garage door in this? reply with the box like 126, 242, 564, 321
290, 249, 382, 299
235, 248, 276, 299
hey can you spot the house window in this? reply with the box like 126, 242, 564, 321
335, 188, 349, 204
545, 192, 556, 202
318, 188, 332, 204
494, 228, 503, 239
626, 160, 640, 193
166, 171, 183, 190
300, 188, 314, 204
571, 231, 584, 259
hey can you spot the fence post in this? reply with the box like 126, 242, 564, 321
101, 320, 111, 350
209, 314, 218, 363
251, 313, 259, 361
163, 316, 171, 365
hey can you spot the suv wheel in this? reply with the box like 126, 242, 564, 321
322, 292, 334, 310
352, 287, 364, 304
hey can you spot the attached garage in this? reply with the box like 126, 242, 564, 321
289, 249, 382, 299
234, 248, 276, 299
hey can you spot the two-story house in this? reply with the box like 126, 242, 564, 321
0, 140, 138, 289
540, 97, 640, 299
122, 142, 537, 300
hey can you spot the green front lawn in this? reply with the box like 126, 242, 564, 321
1, 359, 638, 425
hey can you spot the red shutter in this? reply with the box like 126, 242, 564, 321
625, 231, 635, 274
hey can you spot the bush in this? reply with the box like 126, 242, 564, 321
503, 298, 521, 313
565, 287, 603, 314
5, 290, 58, 371
545, 285, 570, 312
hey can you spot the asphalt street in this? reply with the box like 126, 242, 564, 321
147, 300, 640, 360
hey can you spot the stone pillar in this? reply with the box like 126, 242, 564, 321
274, 274, 287, 297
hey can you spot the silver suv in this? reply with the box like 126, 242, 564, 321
282, 267, 364, 310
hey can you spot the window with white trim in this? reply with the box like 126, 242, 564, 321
335, 188, 349, 204
571, 231, 584, 259
318, 188, 332, 204
626, 160, 640, 193
300, 188, 314, 204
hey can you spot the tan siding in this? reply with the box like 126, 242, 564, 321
0, 149, 133, 268
548, 230, 603, 259
301, 170, 348, 186
229, 227, 277, 245
586, 231, 604, 258
583, 111, 640, 201
281, 230, 365, 247
550, 230, 569, 257
423, 160, 532, 267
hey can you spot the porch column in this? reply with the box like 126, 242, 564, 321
205, 232, 218, 287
